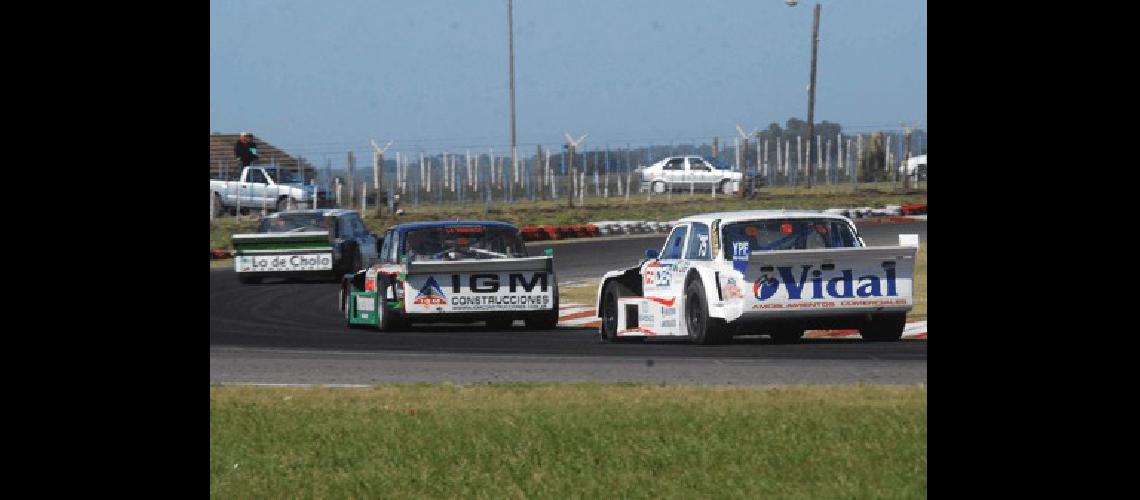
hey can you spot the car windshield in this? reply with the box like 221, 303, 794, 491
404, 226, 528, 261
721, 218, 860, 257
265, 169, 304, 184
257, 213, 332, 233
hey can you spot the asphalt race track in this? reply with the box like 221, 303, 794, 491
211, 221, 927, 385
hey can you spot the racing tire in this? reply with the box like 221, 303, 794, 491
860, 313, 906, 342
652, 181, 668, 194
373, 276, 406, 332
524, 291, 559, 330
237, 274, 262, 285
341, 285, 368, 330
685, 278, 729, 345
598, 281, 641, 343
485, 317, 515, 330
768, 327, 804, 344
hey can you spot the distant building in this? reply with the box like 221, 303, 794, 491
209, 132, 315, 180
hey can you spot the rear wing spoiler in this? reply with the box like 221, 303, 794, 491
232, 231, 332, 253
742, 234, 920, 269
232, 231, 330, 244
406, 256, 554, 274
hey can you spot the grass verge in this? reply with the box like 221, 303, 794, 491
211, 383, 926, 498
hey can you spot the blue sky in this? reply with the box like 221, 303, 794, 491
210, 0, 926, 162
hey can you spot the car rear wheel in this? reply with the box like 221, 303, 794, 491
342, 285, 368, 330
485, 317, 515, 330
860, 313, 906, 341
685, 279, 729, 345
768, 327, 804, 344
524, 292, 559, 330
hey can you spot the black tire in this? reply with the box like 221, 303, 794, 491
276, 197, 292, 212
860, 313, 906, 341
598, 281, 643, 343
718, 179, 732, 194
524, 290, 559, 330
598, 281, 620, 342
213, 194, 224, 218
685, 278, 729, 345
341, 285, 368, 330
768, 327, 804, 344
485, 317, 515, 330
374, 276, 406, 331
339, 243, 362, 274
237, 274, 261, 285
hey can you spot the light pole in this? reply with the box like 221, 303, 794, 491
507, 0, 517, 197
788, 1, 821, 189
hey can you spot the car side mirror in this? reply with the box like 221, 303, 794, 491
645, 248, 659, 259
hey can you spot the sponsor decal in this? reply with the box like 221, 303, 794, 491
732, 242, 749, 273
413, 276, 448, 309
752, 265, 900, 302
406, 272, 553, 312
238, 253, 332, 272
660, 306, 676, 316
660, 320, 677, 328
646, 296, 676, 307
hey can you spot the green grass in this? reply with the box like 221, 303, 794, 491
210, 183, 926, 249
211, 383, 926, 498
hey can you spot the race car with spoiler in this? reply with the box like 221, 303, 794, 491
232, 209, 379, 284
339, 221, 559, 330
595, 210, 919, 344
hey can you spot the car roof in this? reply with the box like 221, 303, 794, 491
676, 209, 852, 225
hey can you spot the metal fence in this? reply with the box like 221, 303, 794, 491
210, 135, 927, 220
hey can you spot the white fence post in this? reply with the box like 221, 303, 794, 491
361, 183, 367, 214
210, 187, 215, 221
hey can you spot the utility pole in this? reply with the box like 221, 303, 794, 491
804, 3, 821, 189
370, 140, 392, 218
507, 0, 518, 199
346, 151, 355, 208
736, 125, 758, 198
902, 125, 914, 191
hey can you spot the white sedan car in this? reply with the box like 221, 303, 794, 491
639, 156, 742, 194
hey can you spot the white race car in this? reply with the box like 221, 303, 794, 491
594, 210, 919, 344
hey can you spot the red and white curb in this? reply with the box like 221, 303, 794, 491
558, 305, 602, 329
558, 303, 927, 339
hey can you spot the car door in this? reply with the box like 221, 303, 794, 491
662, 157, 685, 186
243, 168, 268, 207
686, 158, 714, 189
350, 214, 379, 265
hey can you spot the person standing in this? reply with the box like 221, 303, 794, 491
233, 132, 259, 169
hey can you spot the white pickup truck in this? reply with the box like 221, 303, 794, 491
638, 156, 742, 194
211, 166, 329, 214
595, 210, 918, 344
